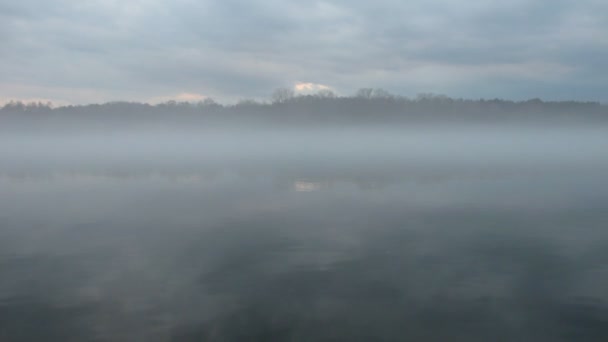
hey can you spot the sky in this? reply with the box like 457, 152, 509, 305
1, 0, 607, 105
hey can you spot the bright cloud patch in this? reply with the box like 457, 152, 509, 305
294, 82, 333, 95
149, 93, 207, 104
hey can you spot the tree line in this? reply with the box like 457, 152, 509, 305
1, 88, 606, 126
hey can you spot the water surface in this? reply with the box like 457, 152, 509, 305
1, 126, 608, 341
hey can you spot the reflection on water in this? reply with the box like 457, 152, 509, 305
293, 180, 324, 192
1, 128, 608, 341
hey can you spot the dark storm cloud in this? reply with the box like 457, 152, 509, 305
1, 0, 607, 104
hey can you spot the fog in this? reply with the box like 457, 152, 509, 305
4, 122, 608, 172
4, 0, 608, 338
1, 108, 608, 340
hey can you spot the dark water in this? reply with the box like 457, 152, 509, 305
1, 126, 608, 341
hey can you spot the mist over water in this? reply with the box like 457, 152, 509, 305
1, 123, 608, 341
3, 0, 608, 338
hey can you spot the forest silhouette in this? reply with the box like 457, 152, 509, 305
2, 88, 606, 129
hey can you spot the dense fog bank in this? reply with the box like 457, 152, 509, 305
2, 125, 608, 184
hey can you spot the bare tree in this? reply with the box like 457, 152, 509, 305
197, 97, 221, 109
371, 88, 393, 99
316, 89, 336, 98
271, 87, 295, 104
356, 88, 374, 99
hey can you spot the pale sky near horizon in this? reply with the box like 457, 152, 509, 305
1, 0, 607, 105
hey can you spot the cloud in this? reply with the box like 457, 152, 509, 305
294, 82, 333, 95
0, 0, 607, 103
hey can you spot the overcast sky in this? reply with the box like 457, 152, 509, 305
1, 0, 607, 105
